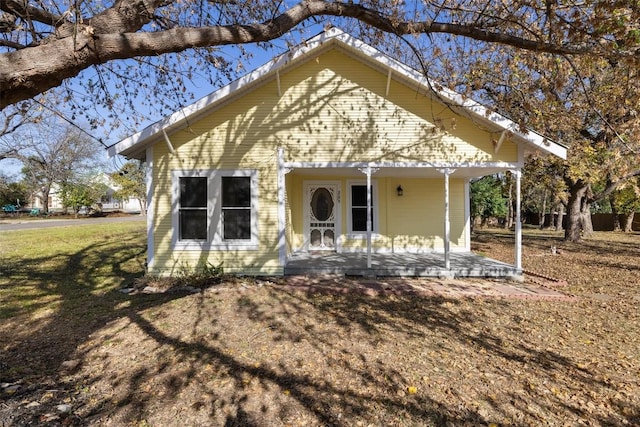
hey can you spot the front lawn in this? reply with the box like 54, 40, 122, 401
0, 224, 638, 426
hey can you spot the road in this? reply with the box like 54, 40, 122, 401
0, 215, 146, 232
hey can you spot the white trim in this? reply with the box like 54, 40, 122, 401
346, 179, 379, 234
145, 147, 154, 270
171, 169, 259, 250
109, 27, 566, 161
514, 169, 522, 270
443, 169, 452, 270
339, 246, 468, 254
277, 147, 287, 267
464, 178, 471, 252
284, 160, 521, 170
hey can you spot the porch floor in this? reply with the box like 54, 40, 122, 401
284, 251, 521, 279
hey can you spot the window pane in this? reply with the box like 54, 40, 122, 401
180, 177, 207, 207
352, 185, 367, 206
310, 187, 334, 221
222, 177, 250, 207
223, 209, 251, 239
180, 210, 207, 239
352, 207, 367, 231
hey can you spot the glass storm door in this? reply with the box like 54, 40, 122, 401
306, 184, 338, 250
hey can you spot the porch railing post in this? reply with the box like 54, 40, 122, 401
438, 168, 456, 271
366, 165, 372, 269
515, 169, 522, 270
358, 165, 378, 270
444, 170, 451, 270
277, 147, 289, 270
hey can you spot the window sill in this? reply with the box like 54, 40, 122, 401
172, 241, 259, 251
344, 232, 381, 239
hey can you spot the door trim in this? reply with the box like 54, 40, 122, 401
303, 181, 341, 252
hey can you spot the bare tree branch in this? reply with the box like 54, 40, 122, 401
1, 0, 637, 110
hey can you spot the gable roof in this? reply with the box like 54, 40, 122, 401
108, 27, 567, 161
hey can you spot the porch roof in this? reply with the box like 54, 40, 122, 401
287, 165, 514, 179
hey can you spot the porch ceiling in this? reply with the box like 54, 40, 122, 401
289, 166, 509, 179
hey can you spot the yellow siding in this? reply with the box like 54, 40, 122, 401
285, 175, 466, 253
272, 48, 518, 164
148, 46, 501, 274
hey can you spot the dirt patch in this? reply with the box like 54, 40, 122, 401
270, 275, 574, 300
1, 229, 639, 426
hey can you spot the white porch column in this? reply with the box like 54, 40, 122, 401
438, 168, 455, 270
444, 170, 451, 270
359, 165, 378, 269
515, 169, 522, 270
145, 146, 154, 271
277, 147, 291, 269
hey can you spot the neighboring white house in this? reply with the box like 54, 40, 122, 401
30, 173, 142, 213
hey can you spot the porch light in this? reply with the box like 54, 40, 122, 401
396, 185, 403, 196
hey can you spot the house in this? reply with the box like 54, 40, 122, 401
29, 173, 142, 213
108, 28, 566, 279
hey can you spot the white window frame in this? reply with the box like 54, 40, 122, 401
171, 169, 259, 250
346, 180, 378, 235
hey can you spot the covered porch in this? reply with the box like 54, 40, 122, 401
284, 251, 521, 279
277, 147, 525, 279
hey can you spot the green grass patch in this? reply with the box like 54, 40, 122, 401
0, 222, 147, 320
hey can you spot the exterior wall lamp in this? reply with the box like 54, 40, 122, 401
396, 185, 403, 196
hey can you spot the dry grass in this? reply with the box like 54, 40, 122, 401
0, 224, 638, 426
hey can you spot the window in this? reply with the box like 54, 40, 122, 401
348, 182, 376, 233
173, 170, 258, 249
221, 177, 251, 240
179, 177, 208, 240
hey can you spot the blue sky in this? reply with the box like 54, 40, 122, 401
1, 29, 315, 179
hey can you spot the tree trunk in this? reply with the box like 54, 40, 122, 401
555, 203, 564, 231
622, 212, 635, 232
610, 194, 621, 231
539, 189, 548, 229
40, 187, 50, 214
564, 181, 588, 241
580, 200, 594, 237
138, 198, 147, 215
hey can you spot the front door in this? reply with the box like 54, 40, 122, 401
305, 182, 340, 251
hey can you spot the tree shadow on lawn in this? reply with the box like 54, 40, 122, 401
1, 232, 638, 425
65, 285, 639, 425
473, 228, 640, 259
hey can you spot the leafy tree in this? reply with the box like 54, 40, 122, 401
522, 157, 567, 230
17, 119, 101, 213
0, 173, 27, 207
1, 1, 639, 132
110, 161, 147, 214
462, 48, 640, 241
470, 176, 508, 229
60, 178, 108, 217
610, 180, 640, 232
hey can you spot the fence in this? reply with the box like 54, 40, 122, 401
525, 212, 639, 231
